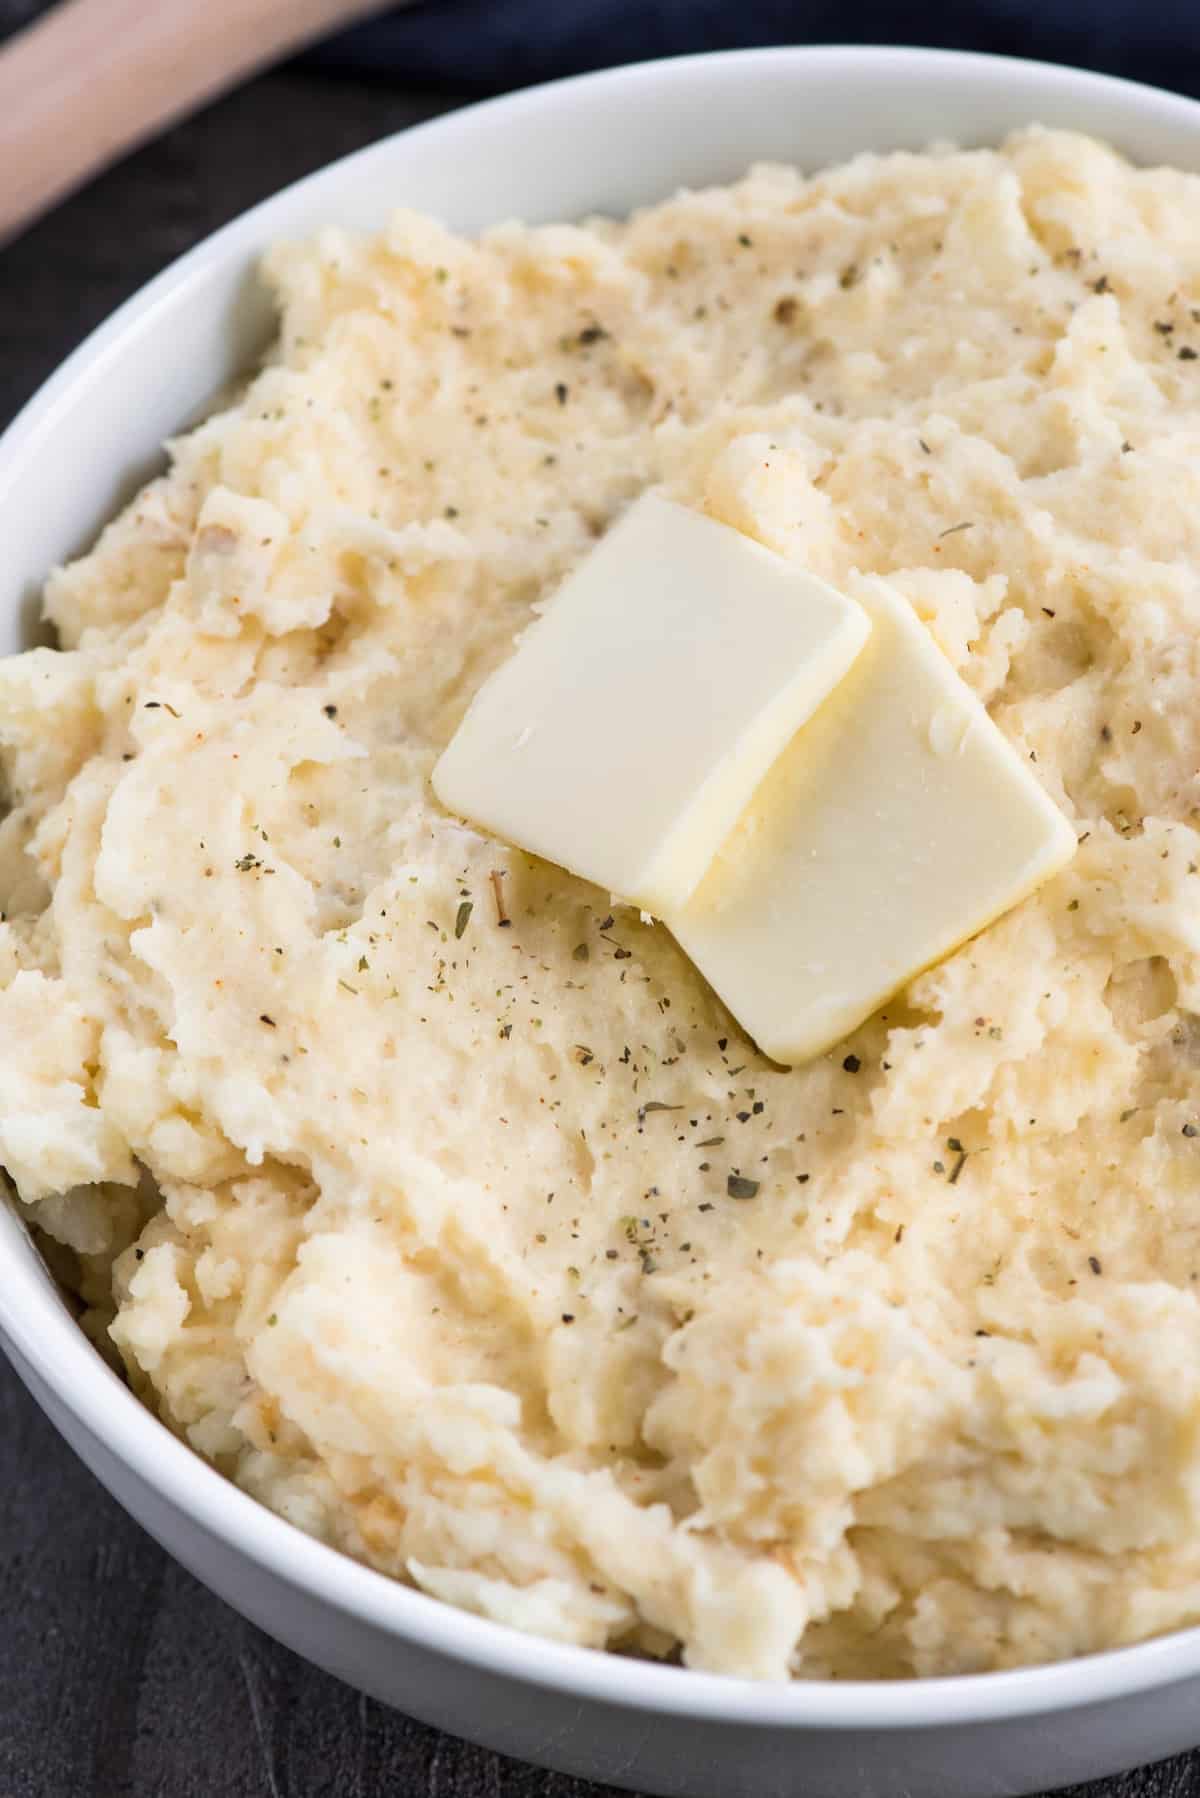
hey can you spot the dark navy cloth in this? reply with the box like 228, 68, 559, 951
309, 0, 1200, 101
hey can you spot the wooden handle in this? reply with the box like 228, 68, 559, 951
0, 0, 395, 245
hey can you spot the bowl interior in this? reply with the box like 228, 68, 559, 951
5, 44, 1200, 1730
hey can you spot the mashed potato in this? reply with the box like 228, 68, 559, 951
6, 128, 1200, 1678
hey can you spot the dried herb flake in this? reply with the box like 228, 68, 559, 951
490, 870, 511, 927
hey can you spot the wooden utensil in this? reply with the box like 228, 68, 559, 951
0, 0, 396, 245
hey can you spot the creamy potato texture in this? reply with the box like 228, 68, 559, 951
7, 129, 1200, 1678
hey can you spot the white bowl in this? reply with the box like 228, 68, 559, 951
4, 45, 1200, 1798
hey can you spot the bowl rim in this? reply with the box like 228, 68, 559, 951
5, 39, 1200, 1731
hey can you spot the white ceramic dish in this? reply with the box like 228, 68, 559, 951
4, 45, 1200, 1798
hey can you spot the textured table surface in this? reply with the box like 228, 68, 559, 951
0, 39, 1198, 1798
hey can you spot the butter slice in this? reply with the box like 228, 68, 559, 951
433, 493, 870, 912
670, 575, 1077, 1065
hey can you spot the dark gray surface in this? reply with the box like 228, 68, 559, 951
0, 38, 1197, 1798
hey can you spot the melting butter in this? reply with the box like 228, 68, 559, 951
433, 493, 869, 912
669, 575, 1076, 1064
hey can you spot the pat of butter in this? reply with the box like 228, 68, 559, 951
669, 575, 1077, 1065
433, 493, 870, 912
